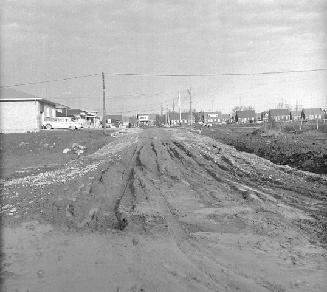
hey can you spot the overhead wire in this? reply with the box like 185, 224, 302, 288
0, 73, 100, 88
1, 68, 326, 88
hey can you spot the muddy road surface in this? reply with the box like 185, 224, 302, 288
1, 128, 326, 292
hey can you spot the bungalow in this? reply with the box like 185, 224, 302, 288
301, 108, 323, 120
66, 109, 89, 127
203, 112, 222, 125
169, 112, 191, 125
105, 114, 123, 125
269, 109, 290, 122
235, 110, 256, 123
0, 88, 57, 133
85, 111, 100, 128
137, 113, 156, 126
290, 110, 301, 121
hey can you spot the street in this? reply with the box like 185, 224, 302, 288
1, 128, 326, 292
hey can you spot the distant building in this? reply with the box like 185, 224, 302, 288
66, 109, 89, 127
137, 113, 156, 126
269, 109, 290, 122
105, 114, 123, 124
301, 108, 323, 120
203, 112, 222, 124
169, 112, 190, 125
221, 114, 231, 123
261, 111, 269, 122
55, 103, 70, 116
0, 88, 57, 133
290, 110, 301, 121
235, 110, 256, 123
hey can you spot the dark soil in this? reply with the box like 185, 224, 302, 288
200, 125, 327, 174
0, 129, 114, 179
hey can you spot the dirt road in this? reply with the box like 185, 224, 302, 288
1, 128, 326, 292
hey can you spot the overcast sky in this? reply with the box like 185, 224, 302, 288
1, 0, 326, 114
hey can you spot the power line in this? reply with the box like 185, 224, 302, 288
108, 68, 327, 77
1, 68, 326, 88
0, 73, 100, 88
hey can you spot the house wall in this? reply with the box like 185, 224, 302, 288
138, 115, 149, 122
271, 115, 290, 121
0, 100, 39, 133
237, 117, 254, 123
305, 114, 322, 120
291, 115, 301, 121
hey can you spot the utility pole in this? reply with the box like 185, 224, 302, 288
102, 72, 106, 133
178, 91, 181, 126
172, 99, 175, 125
188, 88, 192, 126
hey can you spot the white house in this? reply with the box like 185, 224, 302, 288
137, 113, 156, 126
0, 88, 57, 133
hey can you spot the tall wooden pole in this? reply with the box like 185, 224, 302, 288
178, 91, 181, 126
102, 72, 106, 132
188, 88, 192, 126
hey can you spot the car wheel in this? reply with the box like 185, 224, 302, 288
46, 124, 52, 130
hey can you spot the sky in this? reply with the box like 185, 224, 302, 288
1, 0, 326, 115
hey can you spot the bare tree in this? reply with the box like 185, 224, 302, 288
232, 105, 255, 113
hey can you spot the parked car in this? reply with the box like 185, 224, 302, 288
42, 117, 82, 130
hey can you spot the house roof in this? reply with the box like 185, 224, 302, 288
55, 103, 70, 109
302, 108, 323, 115
56, 111, 75, 117
68, 109, 88, 116
0, 88, 57, 105
269, 109, 290, 116
105, 114, 123, 121
236, 110, 256, 118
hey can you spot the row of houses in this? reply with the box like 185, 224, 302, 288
134, 107, 326, 127
1, 88, 325, 132
235, 108, 325, 124
0, 88, 101, 133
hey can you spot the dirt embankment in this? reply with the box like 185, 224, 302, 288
200, 126, 327, 174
